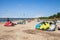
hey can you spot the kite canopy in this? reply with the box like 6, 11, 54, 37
36, 22, 56, 31
17, 20, 26, 24
36, 22, 50, 30
4, 21, 13, 26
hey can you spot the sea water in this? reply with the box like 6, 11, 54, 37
0, 18, 30, 22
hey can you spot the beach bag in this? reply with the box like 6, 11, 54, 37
36, 23, 41, 29
48, 24, 56, 31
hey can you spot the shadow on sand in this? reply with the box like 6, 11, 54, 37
23, 29, 60, 37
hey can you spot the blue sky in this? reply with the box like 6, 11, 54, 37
0, 0, 60, 18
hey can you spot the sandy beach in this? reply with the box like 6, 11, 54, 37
0, 21, 60, 40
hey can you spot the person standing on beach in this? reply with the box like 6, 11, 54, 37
53, 17, 57, 25
53, 17, 57, 30
7, 18, 11, 22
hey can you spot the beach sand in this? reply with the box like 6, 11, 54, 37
0, 21, 60, 40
